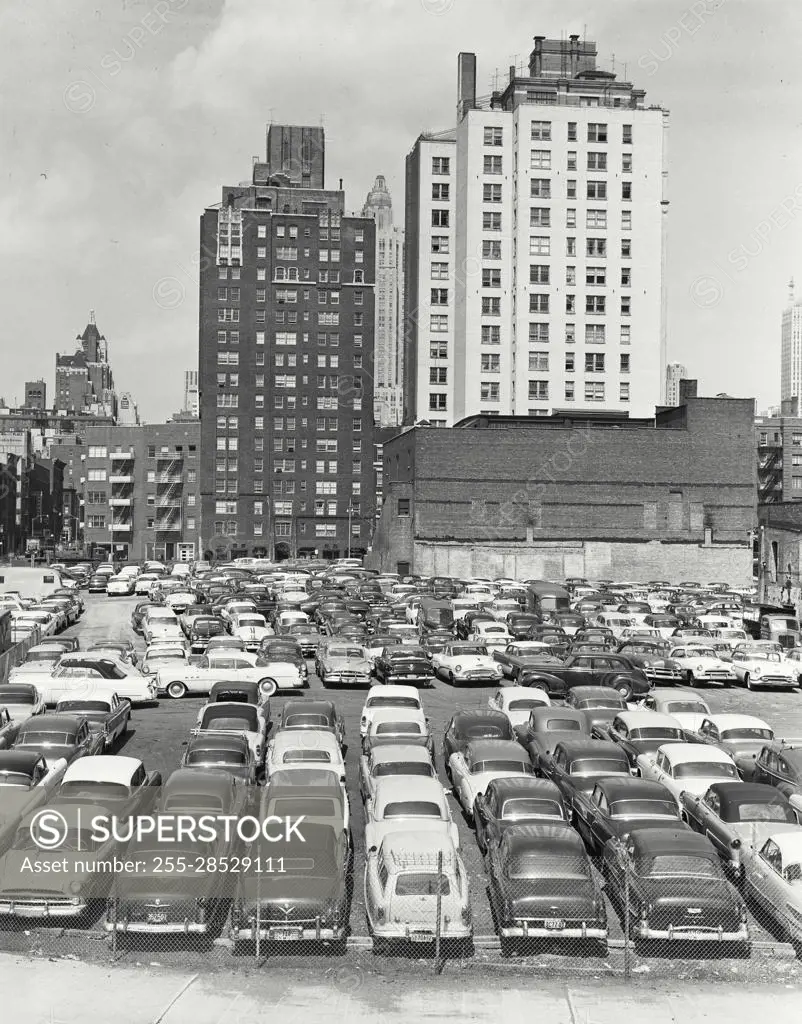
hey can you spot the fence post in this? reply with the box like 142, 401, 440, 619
255, 868, 261, 962
110, 881, 118, 958
434, 849, 443, 974
623, 855, 632, 981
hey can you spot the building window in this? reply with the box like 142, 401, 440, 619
566, 294, 576, 314
432, 157, 450, 175
87, 515, 106, 529
530, 265, 549, 284
530, 150, 551, 170
586, 296, 606, 315
566, 179, 577, 199
483, 155, 502, 174
88, 446, 108, 458
585, 353, 605, 374
430, 341, 448, 358
567, 121, 577, 141
566, 237, 576, 256
431, 261, 449, 279
528, 380, 548, 401
620, 354, 631, 373
623, 124, 633, 144
620, 326, 631, 346
566, 208, 576, 228
566, 266, 576, 285
482, 212, 502, 231
432, 209, 449, 227
566, 323, 576, 344
87, 469, 107, 482
483, 183, 503, 203
622, 210, 632, 231
588, 122, 608, 142
565, 352, 575, 372
529, 323, 549, 343
482, 240, 502, 258
528, 351, 548, 371
429, 367, 448, 384
480, 381, 500, 402
530, 178, 551, 198
530, 208, 550, 227
622, 181, 633, 202
621, 296, 632, 316
567, 151, 577, 170
529, 294, 549, 313
480, 353, 500, 373
586, 266, 606, 287
587, 181, 607, 200
565, 382, 575, 401
484, 126, 503, 145
482, 269, 501, 288
429, 393, 447, 411
431, 287, 449, 304
587, 238, 607, 257
482, 296, 501, 315
530, 120, 551, 140
584, 382, 605, 402
587, 209, 607, 229
432, 182, 450, 200
430, 314, 448, 332
431, 236, 449, 253
529, 236, 550, 255
586, 324, 606, 345
622, 152, 633, 173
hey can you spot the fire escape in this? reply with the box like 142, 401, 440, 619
108, 451, 134, 540
758, 444, 783, 504
155, 453, 183, 542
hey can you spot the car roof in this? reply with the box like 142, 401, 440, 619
27, 645, 60, 656
628, 828, 719, 858
615, 710, 681, 728
465, 739, 529, 761
648, 688, 708, 702
374, 775, 444, 802
503, 822, 585, 850
568, 686, 622, 698
270, 730, 341, 752
595, 777, 675, 801
702, 714, 772, 731
56, 686, 116, 703
61, 755, 143, 785
0, 750, 43, 773
554, 739, 627, 761
370, 744, 433, 765
660, 743, 735, 763
488, 777, 563, 800
23, 713, 83, 731
366, 684, 420, 699
528, 707, 587, 728
497, 685, 546, 701
453, 709, 515, 727
186, 733, 249, 753
282, 699, 336, 717
163, 768, 235, 795
707, 782, 789, 810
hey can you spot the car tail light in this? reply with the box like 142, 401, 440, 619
375, 907, 386, 923
461, 906, 472, 925
730, 838, 741, 850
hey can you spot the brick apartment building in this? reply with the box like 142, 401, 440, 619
198, 124, 376, 561
368, 394, 756, 582
52, 422, 201, 561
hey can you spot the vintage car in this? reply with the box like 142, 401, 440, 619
230, 821, 350, 950
729, 648, 798, 690
518, 653, 650, 701
364, 775, 458, 852
506, 613, 544, 640
140, 644, 188, 678
192, 701, 267, 767
564, 686, 629, 731
362, 634, 403, 666
752, 743, 802, 816
668, 645, 737, 686
34, 636, 81, 656
449, 740, 535, 821
515, 707, 590, 761
740, 831, 802, 949
492, 641, 558, 681
442, 711, 515, 775
473, 777, 567, 854
55, 755, 161, 813
689, 715, 775, 780
156, 766, 247, 817
275, 699, 346, 749
572, 777, 682, 855
641, 689, 711, 732
258, 637, 309, 677
0, 707, 21, 752
602, 828, 748, 946
85, 640, 138, 668
18, 645, 62, 677
637, 743, 740, 806
180, 733, 257, 783
106, 574, 136, 597
230, 612, 273, 651
486, 686, 551, 728
134, 571, 163, 596
315, 641, 372, 687
468, 621, 513, 652
265, 730, 346, 783
614, 642, 684, 684
362, 708, 433, 757
359, 743, 436, 805
281, 624, 322, 658
0, 684, 46, 723
188, 616, 228, 654
712, 627, 750, 650
0, 751, 69, 855
13, 713, 105, 768
487, 824, 607, 949
265, 767, 350, 836
372, 647, 433, 687
364, 832, 471, 953
681, 782, 800, 877
11, 654, 156, 706
360, 684, 423, 737
156, 650, 283, 699
537, 740, 632, 813
141, 607, 183, 644
431, 643, 504, 686
593, 710, 686, 768
53, 688, 131, 750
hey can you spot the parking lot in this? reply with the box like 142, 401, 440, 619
0, 592, 796, 971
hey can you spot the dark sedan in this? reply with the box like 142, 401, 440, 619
537, 739, 631, 814
602, 828, 748, 946
443, 710, 515, 777
474, 777, 567, 854
519, 653, 650, 700
13, 714, 103, 768
573, 777, 683, 855
180, 733, 257, 783
276, 699, 346, 749
487, 824, 607, 950
592, 711, 686, 768
515, 707, 590, 762
564, 686, 629, 731
506, 613, 543, 640
373, 648, 432, 687
616, 641, 683, 684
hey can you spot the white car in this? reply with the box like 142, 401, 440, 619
711, 627, 749, 650
362, 707, 432, 754
637, 743, 740, 806
431, 643, 503, 685
449, 740, 535, 821
140, 645, 189, 678
641, 689, 711, 732
155, 650, 282, 699
486, 686, 551, 728
360, 685, 423, 737
106, 575, 135, 596
488, 600, 522, 622
265, 730, 345, 782
364, 775, 459, 852
359, 743, 436, 805
231, 613, 272, 651
142, 607, 181, 644
741, 832, 802, 949
469, 622, 513, 651
729, 648, 799, 691
383, 623, 420, 645
668, 645, 737, 686
193, 701, 267, 766
10, 655, 156, 706
17, 645, 62, 676
134, 572, 163, 596
0, 684, 46, 723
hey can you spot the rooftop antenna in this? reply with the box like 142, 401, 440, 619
89, 309, 96, 325
790, 278, 796, 304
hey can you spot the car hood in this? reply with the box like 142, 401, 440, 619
735, 821, 801, 850
0, 850, 94, 896
326, 657, 371, 671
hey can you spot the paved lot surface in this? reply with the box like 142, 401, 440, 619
3, 593, 802, 974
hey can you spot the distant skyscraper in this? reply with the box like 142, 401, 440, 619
183, 370, 200, 417
55, 311, 118, 418
781, 280, 802, 403
24, 380, 47, 410
665, 362, 687, 406
362, 175, 404, 426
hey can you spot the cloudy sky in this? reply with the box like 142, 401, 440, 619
1, 0, 800, 419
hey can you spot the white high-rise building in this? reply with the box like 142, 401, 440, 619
404, 35, 669, 425
781, 282, 802, 402
362, 175, 405, 426
665, 362, 687, 406
183, 370, 199, 417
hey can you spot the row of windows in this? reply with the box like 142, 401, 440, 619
220, 288, 365, 305
530, 208, 632, 229
532, 236, 632, 259
217, 331, 364, 347
428, 381, 631, 409
218, 311, 367, 327
477, 324, 632, 346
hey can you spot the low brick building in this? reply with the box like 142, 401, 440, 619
368, 396, 756, 582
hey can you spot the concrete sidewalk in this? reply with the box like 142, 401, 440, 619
3, 954, 802, 1024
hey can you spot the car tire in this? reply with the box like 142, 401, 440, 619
449, 671, 459, 687
609, 676, 633, 701
167, 681, 186, 699
745, 673, 753, 691
686, 671, 696, 688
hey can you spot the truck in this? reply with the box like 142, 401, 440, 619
743, 602, 800, 649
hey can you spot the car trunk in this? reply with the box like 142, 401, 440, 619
645, 880, 741, 932
388, 882, 463, 937
507, 877, 598, 921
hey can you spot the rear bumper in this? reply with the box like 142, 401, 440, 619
231, 921, 345, 942
636, 921, 748, 941
371, 923, 472, 941
106, 919, 207, 934
0, 899, 85, 918
500, 920, 606, 939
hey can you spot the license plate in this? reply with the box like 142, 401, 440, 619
544, 918, 565, 930
269, 927, 302, 941
409, 931, 433, 943
147, 911, 168, 923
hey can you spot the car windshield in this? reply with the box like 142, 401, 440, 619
374, 763, 433, 779
58, 781, 131, 801
394, 873, 450, 896
609, 799, 677, 819
471, 760, 533, 775
237, 617, 264, 627
454, 646, 487, 656
720, 728, 773, 742
743, 652, 781, 662
543, 719, 582, 732
366, 697, 420, 710
17, 731, 74, 746
673, 762, 739, 779
383, 801, 441, 818
24, 652, 57, 663
508, 700, 548, 711
284, 714, 330, 729
282, 750, 331, 763
631, 727, 684, 741
506, 852, 588, 880
56, 701, 110, 713
329, 648, 364, 659
644, 855, 720, 877
736, 802, 796, 823
0, 690, 36, 704
688, 648, 717, 659
0, 772, 34, 788
463, 725, 507, 739
376, 722, 422, 735
186, 749, 246, 766
571, 759, 629, 776
501, 798, 564, 820
666, 701, 708, 714
579, 698, 622, 710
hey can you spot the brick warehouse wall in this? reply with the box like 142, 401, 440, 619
367, 397, 756, 580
